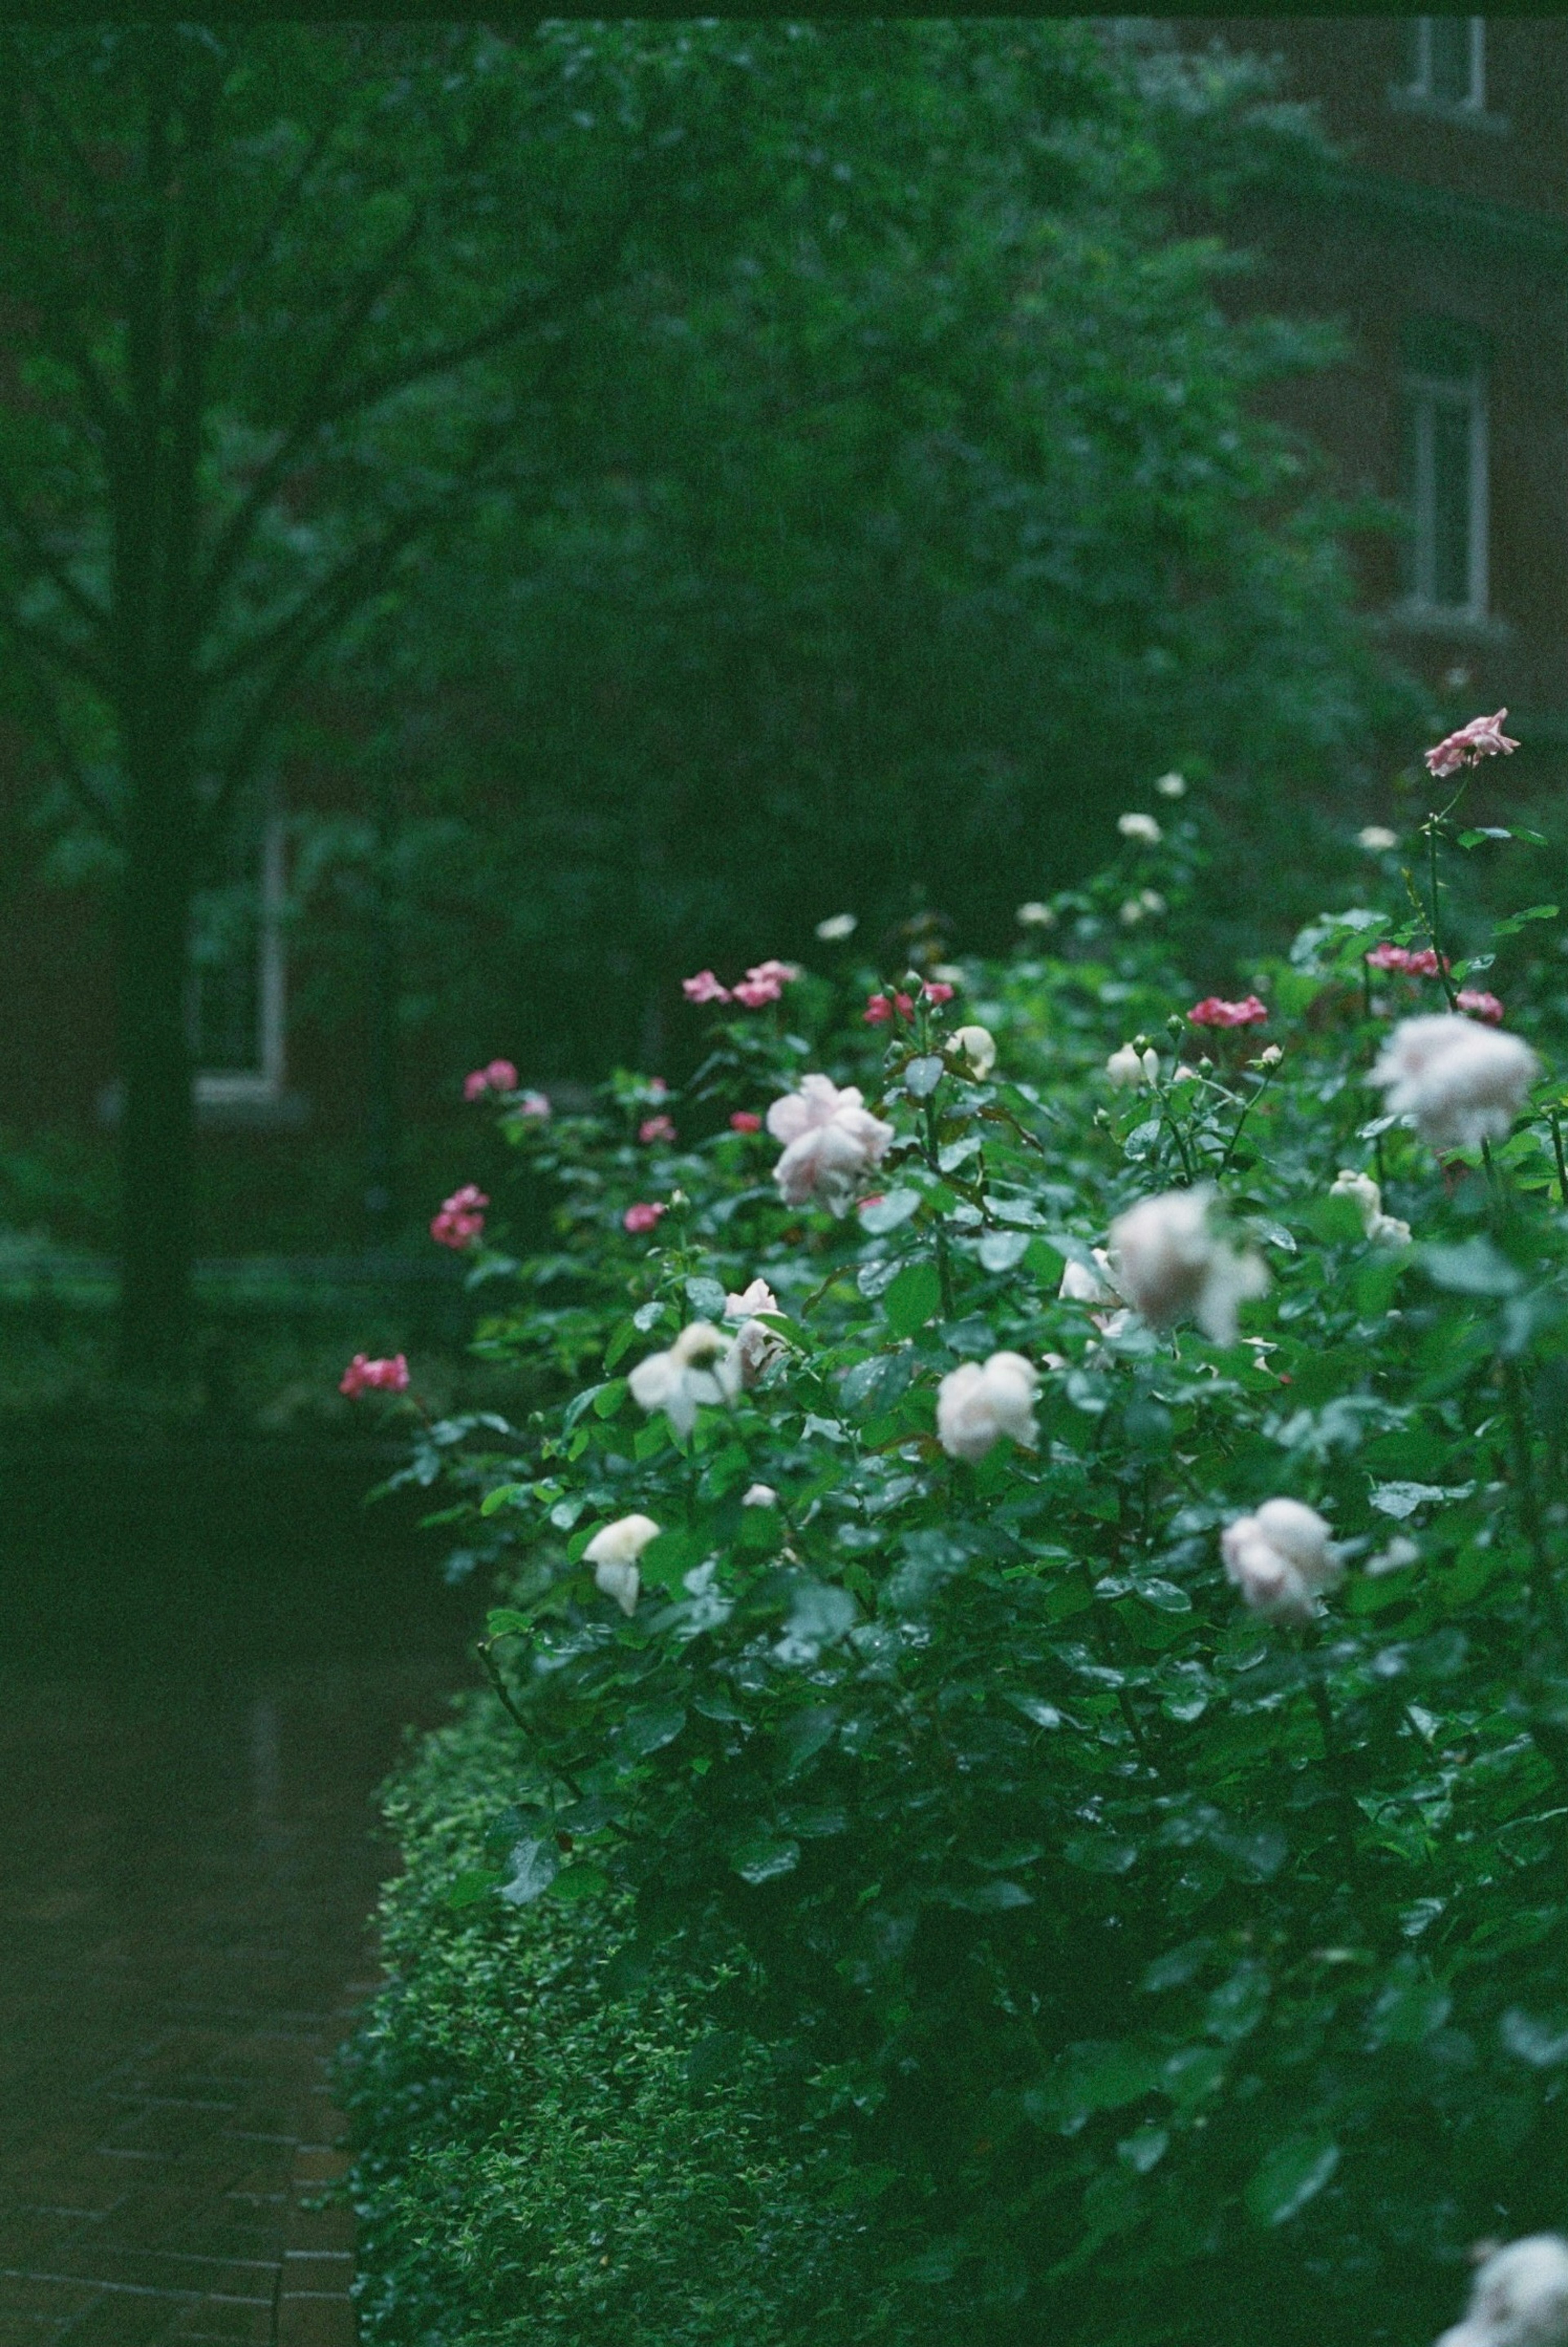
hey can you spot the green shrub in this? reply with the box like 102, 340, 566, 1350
343, 1697, 934, 2347
355, 742, 1568, 2346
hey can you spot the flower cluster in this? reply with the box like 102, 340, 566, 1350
682, 958, 800, 1009
463, 1057, 517, 1101
1366, 942, 1449, 977
430, 1183, 488, 1249
639, 1113, 677, 1145
1188, 994, 1267, 1029
339, 1352, 409, 1398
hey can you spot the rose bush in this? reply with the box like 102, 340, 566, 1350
362, 740, 1568, 2347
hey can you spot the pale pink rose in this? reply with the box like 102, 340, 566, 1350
936, 1352, 1038, 1463
339, 1352, 410, 1398
864, 991, 914, 1025
729, 1110, 762, 1133
745, 959, 800, 987
1455, 988, 1504, 1024
1221, 1498, 1340, 1626
1425, 708, 1519, 779
766, 1074, 895, 1214
923, 980, 955, 1004
732, 974, 783, 1008
1370, 1014, 1537, 1151
1110, 1186, 1268, 1345
464, 1058, 517, 1101
623, 1201, 667, 1235
682, 970, 732, 1004
639, 1114, 677, 1145
725, 1277, 786, 1387
1436, 2233, 1568, 2347
515, 1089, 551, 1119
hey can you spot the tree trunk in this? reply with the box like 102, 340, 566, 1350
117, 731, 196, 1375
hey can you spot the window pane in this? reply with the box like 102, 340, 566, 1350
1429, 17, 1473, 103
1431, 398, 1472, 607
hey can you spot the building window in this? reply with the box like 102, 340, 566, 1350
1401, 324, 1489, 621
1404, 18, 1485, 111
189, 804, 287, 1107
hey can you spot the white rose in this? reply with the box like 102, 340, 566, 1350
766, 1074, 894, 1214
1118, 811, 1162, 844
1106, 1044, 1159, 1089
628, 1321, 739, 1438
1016, 900, 1056, 927
936, 1350, 1039, 1463
1171, 1064, 1200, 1085
815, 912, 857, 941
1330, 1168, 1410, 1247
725, 1277, 786, 1387
1154, 771, 1186, 799
741, 1483, 778, 1508
951, 1024, 996, 1078
1358, 824, 1397, 851
1220, 1499, 1341, 1626
583, 1512, 660, 1615
1435, 2234, 1568, 2347
1109, 1186, 1268, 1346
1370, 1014, 1538, 1153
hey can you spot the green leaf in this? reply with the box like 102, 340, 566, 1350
564, 1381, 610, 1430
619, 1704, 687, 1757
685, 1275, 728, 1318
497, 1837, 559, 1906
485, 1608, 533, 1637
1245, 2136, 1339, 2227
1501, 2008, 1568, 2067
1421, 1237, 1522, 1295
550, 1862, 611, 1904
444, 1866, 504, 1909
730, 1833, 801, 1885
906, 1053, 945, 1098
480, 1481, 528, 1517
884, 1258, 942, 1336
978, 1227, 1031, 1272
592, 1378, 628, 1418
638, 1528, 705, 1591
859, 1187, 922, 1234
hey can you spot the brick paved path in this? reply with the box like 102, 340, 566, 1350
0, 1663, 459, 2346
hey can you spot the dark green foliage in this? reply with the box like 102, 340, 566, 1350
355, 782, 1568, 2345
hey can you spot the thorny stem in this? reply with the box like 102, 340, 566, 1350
922, 1093, 957, 1317
477, 1635, 588, 1802
1549, 1112, 1568, 1208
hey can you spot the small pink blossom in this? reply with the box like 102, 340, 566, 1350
431, 1183, 489, 1249
1366, 944, 1449, 978
648, 1077, 668, 1098
515, 1089, 551, 1120
639, 1114, 677, 1145
463, 1058, 518, 1101
682, 970, 731, 1004
339, 1352, 410, 1398
624, 1201, 667, 1235
922, 980, 955, 1005
1425, 708, 1519, 779
729, 1110, 762, 1134
732, 974, 784, 1008
1188, 995, 1268, 1030
864, 990, 915, 1025
1456, 987, 1504, 1023
745, 958, 800, 988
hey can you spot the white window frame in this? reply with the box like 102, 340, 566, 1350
192, 808, 287, 1107
1404, 17, 1486, 112
1402, 362, 1489, 622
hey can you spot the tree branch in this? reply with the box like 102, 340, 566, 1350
1, 31, 128, 292
1, 605, 115, 699
199, 106, 344, 327
0, 470, 111, 639
0, 621, 120, 840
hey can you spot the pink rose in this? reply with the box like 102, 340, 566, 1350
682, 970, 732, 1004
430, 1183, 489, 1249
923, 980, 955, 1004
864, 991, 914, 1025
639, 1114, 677, 1144
1425, 708, 1519, 779
624, 1201, 667, 1235
463, 1058, 517, 1100
515, 1090, 551, 1119
745, 959, 800, 987
766, 1074, 895, 1214
729, 1111, 762, 1134
340, 1352, 410, 1398
1456, 988, 1504, 1023
732, 974, 783, 1008
1365, 944, 1449, 978
1187, 995, 1268, 1030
